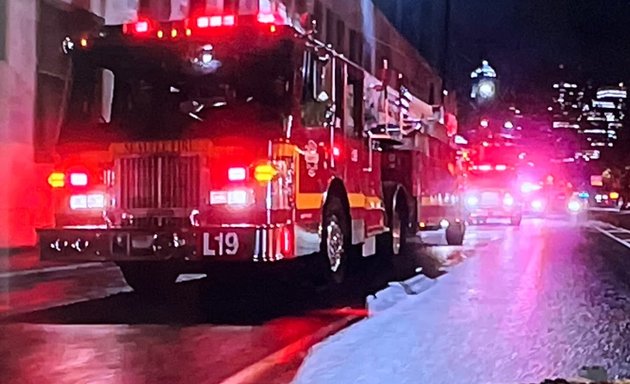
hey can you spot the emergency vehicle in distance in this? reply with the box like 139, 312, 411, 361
39, 5, 465, 293
463, 141, 523, 226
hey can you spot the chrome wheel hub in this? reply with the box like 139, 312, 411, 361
326, 217, 344, 272
392, 209, 401, 255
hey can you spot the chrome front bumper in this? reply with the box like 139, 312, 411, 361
38, 224, 293, 263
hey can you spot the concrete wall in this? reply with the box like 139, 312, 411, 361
314, 0, 442, 104
0, 0, 48, 248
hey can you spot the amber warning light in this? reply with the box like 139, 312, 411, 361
48, 172, 65, 188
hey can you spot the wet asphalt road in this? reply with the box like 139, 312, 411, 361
294, 218, 630, 384
1, 217, 628, 383
0, 226, 474, 384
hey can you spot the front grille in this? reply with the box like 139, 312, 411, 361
117, 155, 201, 210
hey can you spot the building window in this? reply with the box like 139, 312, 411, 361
0, 0, 6, 61
325, 8, 334, 45
349, 29, 358, 63
313, 0, 324, 38
336, 19, 346, 54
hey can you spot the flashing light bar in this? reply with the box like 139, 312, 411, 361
471, 164, 508, 172
195, 15, 236, 29
123, 18, 154, 36
124, 12, 281, 39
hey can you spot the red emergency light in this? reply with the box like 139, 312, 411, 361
194, 15, 236, 29
122, 18, 154, 36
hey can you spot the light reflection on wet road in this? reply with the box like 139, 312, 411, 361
2, 218, 628, 383
294, 218, 630, 384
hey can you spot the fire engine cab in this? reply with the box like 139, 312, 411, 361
39, 5, 465, 293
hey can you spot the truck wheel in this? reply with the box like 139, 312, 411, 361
445, 222, 465, 246
320, 196, 351, 284
117, 262, 179, 295
377, 183, 408, 257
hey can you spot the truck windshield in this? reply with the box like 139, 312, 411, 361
467, 171, 518, 189
60, 48, 292, 144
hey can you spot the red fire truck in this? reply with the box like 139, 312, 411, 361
38, 8, 465, 293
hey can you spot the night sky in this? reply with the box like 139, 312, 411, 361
374, 0, 630, 94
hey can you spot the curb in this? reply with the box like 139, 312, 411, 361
218, 314, 360, 384
366, 273, 437, 315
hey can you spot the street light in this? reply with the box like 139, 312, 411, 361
477, 79, 496, 100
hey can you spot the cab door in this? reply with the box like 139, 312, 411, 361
336, 61, 385, 238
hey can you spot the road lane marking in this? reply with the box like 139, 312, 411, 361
593, 224, 630, 248
218, 314, 360, 384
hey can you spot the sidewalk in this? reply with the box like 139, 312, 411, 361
589, 209, 630, 229
0, 248, 107, 277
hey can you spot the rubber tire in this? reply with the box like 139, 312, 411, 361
510, 215, 522, 226
445, 222, 465, 245
377, 183, 408, 258
320, 196, 351, 284
118, 262, 179, 295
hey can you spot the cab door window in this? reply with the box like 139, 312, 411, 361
301, 49, 333, 127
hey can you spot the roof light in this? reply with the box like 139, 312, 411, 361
478, 165, 492, 171
495, 164, 507, 171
